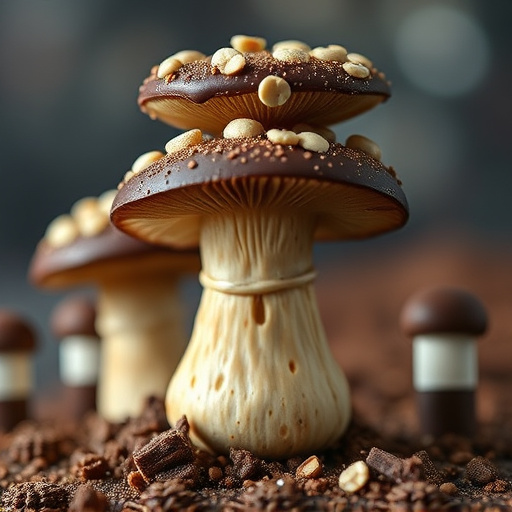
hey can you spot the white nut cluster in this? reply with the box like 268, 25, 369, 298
157, 50, 206, 79
267, 128, 330, 153
230, 34, 267, 53
345, 134, 382, 161
211, 47, 246, 76
257, 75, 291, 107
338, 460, 370, 493
45, 189, 118, 248
121, 150, 165, 186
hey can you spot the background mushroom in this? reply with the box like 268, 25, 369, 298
400, 286, 488, 437
0, 310, 37, 432
111, 133, 408, 458
29, 185, 200, 423
50, 294, 100, 420
138, 35, 390, 136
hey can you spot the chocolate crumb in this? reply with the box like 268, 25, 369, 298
68, 484, 108, 512
465, 456, 499, 486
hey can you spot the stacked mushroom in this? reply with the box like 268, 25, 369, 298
29, 185, 200, 423
111, 35, 409, 458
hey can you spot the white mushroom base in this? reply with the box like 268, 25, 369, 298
166, 208, 351, 459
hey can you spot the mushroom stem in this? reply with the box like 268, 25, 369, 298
166, 206, 351, 458
96, 274, 187, 422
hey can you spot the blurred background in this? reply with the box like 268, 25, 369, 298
0, 0, 511, 417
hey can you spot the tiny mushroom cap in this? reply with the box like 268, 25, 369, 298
0, 311, 37, 353
50, 295, 97, 340
138, 36, 390, 136
400, 287, 488, 338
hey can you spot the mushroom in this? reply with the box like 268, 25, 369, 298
400, 287, 488, 437
0, 310, 37, 431
50, 294, 100, 420
29, 186, 200, 422
138, 37, 390, 136
111, 134, 408, 458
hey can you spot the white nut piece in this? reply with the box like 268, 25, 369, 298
70, 197, 98, 224
165, 129, 203, 154
272, 40, 311, 53
257, 75, 291, 107
272, 48, 310, 63
223, 118, 265, 139
97, 189, 118, 216
310, 45, 347, 63
230, 34, 266, 53
223, 53, 246, 76
342, 61, 370, 79
77, 210, 109, 238
157, 57, 183, 79
296, 455, 323, 479
211, 47, 242, 74
132, 150, 165, 175
347, 52, 373, 69
338, 461, 370, 493
292, 123, 336, 143
345, 134, 382, 161
266, 128, 299, 146
297, 132, 330, 153
45, 214, 79, 248
171, 50, 206, 64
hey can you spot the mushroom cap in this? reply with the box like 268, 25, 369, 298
29, 223, 199, 289
111, 137, 408, 248
139, 50, 390, 136
0, 310, 37, 352
50, 295, 98, 339
400, 287, 488, 337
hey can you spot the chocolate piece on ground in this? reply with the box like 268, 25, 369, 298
68, 484, 108, 512
366, 447, 423, 482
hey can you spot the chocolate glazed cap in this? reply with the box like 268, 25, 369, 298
0, 311, 37, 352
139, 51, 391, 136
111, 137, 408, 249
400, 287, 488, 337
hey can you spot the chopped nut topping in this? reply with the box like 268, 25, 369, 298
78, 210, 109, 238
223, 53, 246, 75
172, 49, 206, 64
292, 123, 336, 142
345, 134, 382, 161
266, 129, 299, 146
297, 132, 330, 153
131, 150, 165, 176
70, 197, 97, 224
347, 52, 373, 69
309, 45, 347, 62
272, 48, 310, 63
211, 47, 241, 73
338, 461, 369, 493
230, 35, 267, 53
97, 189, 117, 216
165, 129, 203, 154
272, 40, 311, 52
45, 214, 79, 248
157, 57, 182, 79
223, 119, 265, 139
343, 61, 370, 79
257, 75, 291, 107
295, 455, 323, 479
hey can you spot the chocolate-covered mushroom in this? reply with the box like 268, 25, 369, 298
29, 178, 200, 422
111, 131, 408, 458
0, 310, 37, 432
400, 287, 488, 437
138, 35, 390, 136
50, 295, 100, 420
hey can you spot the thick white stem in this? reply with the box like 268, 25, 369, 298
166, 209, 351, 458
96, 275, 187, 422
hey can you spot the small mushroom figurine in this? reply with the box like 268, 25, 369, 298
0, 310, 37, 432
111, 36, 409, 458
29, 182, 200, 422
50, 294, 100, 420
400, 287, 488, 438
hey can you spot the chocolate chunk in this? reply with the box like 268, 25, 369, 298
465, 456, 499, 486
68, 485, 108, 512
132, 427, 195, 483
229, 447, 263, 481
2, 482, 70, 511
366, 447, 422, 483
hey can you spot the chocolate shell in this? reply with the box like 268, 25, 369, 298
401, 287, 488, 337
139, 51, 391, 136
111, 137, 408, 248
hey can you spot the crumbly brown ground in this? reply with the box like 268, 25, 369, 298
3, 396, 512, 512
